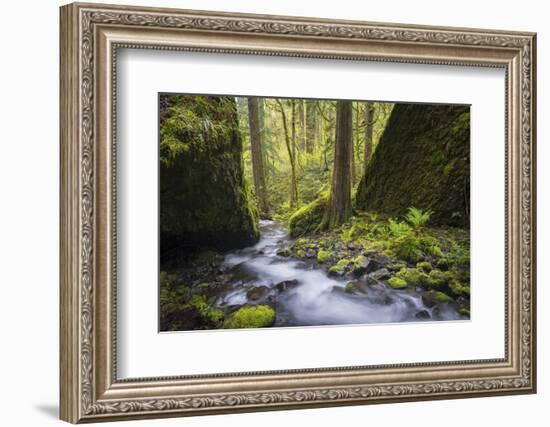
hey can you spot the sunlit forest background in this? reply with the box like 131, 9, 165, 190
159, 94, 471, 332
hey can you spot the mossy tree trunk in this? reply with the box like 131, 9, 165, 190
323, 100, 353, 228
363, 101, 374, 176
276, 99, 299, 209
247, 97, 270, 217
306, 100, 317, 153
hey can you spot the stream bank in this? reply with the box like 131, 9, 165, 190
160, 220, 469, 331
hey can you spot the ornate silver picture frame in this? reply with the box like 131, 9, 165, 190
60, 2, 536, 423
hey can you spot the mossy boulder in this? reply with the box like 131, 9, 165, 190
449, 280, 470, 296
388, 277, 408, 289
223, 305, 276, 329
316, 250, 331, 263
416, 261, 433, 272
397, 267, 428, 287
328, 263, 346, 277
422, 290, 454, 307
160, 95, 259, 257
355, 104, 470, 227
288, 194, 328, 237
425, 269, 452, 288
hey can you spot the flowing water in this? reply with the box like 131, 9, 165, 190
215, 220, 464, 327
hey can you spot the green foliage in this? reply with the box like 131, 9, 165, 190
223, 305, 276, 329
159, 272, 224, 331
387, 277, 408, 289
388, 218, 412, 237
425, 269, 451, 288
405, 207, 433, 232
188, 295, 224, 324
288, 194, 328, 237
391, 233, 422, 263
449, 280, 470, 296
416, 261, 433, 272
341, 224, 356, 244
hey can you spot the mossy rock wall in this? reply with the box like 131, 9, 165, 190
355, 104, 470, 227
160, 95, 259, 257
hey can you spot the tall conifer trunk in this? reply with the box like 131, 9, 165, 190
247, 97, 269, 217
323, 101, 353, 228
364, 102, 374, 176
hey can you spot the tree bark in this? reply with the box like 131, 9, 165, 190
323, 101, 353, 228
276, 99, 299, 208
247, 97, 269, 217
364, 102, 374, 177
306, 100, 317, 153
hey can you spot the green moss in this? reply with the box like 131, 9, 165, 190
276, 247, 291, 257
288, 195, 328, 237
355, 104, 470, 228
449, 280, 470, 296
397, 267, 428, 287
337, 258, 351, 266
416, 261, 433, 272
329, 264, 346, 273
388, 277, 408, 289
459, 307, 471, 317
423, 290, 454, 306
160, 271, 179, 291
295, 249, 305, 257
197, 283, 210, 293
433, 291, 454, 304
425, 269, 452, 288
222, 305, 275, 329
160, 95, 259, 255
316, 250, 331, 263
352, 255, 368, 267
435, 257, 451, 270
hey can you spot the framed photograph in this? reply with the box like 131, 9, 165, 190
60, 2, 537, 423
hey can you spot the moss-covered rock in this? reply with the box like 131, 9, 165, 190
416, 261, 433, 272
223, 305, 275, 329
160, 95, 259, 257
328, 264, 346, 276
355, 104, 470, 227
397, 267, 428, 287
422, 290, 454, 307
345, 281, 369, 294
449, 280, 470, 296
425, 269, 451, 288
459, 307, 471, 317
316, 250, 331, 263
388, 277, 408, 289
288, 194, 328, 237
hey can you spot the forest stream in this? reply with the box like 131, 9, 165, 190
215, 220, 464, 327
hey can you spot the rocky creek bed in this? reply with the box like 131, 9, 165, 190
160, 220, 470, 331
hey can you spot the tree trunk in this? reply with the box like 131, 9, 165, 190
306, 100, 316, 153
276, 99, 299, 209
323, 101, 353, 228
364, 102, 374, 177
247, 97, 269, 217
